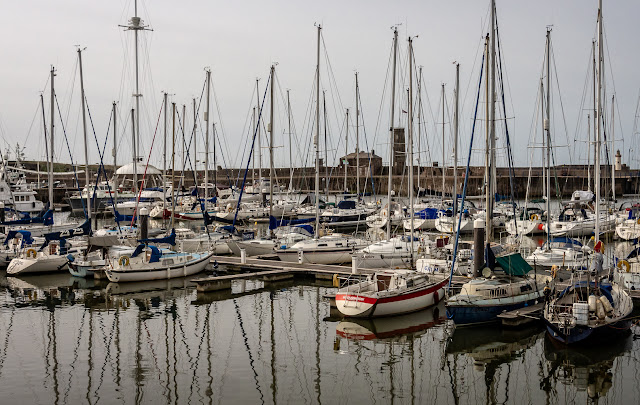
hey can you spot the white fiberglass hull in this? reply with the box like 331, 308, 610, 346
616, 221, 640, 240
403, 218, 436, 231
335, 278, 448, 318
434, 217, 473, 234
7, 255, 69, 275
227, 239, 275, 257
276, 248, 355, 265
105, 253, 212, 283
505, 219, 543, 236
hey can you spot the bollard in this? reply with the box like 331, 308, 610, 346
240, 248, 247, 264
351, 255, 358, 274
140, 207, 149, 240
297, 249, 303, 264
473, 219, 485, 278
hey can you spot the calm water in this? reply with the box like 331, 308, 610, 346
1, 270, 639, 404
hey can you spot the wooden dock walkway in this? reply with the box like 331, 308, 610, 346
194, 255, 467, 292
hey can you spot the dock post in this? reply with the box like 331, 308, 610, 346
351, 255, 358, 274
140, 207, 149, 240
473, 219, 485, 277
297, 249, 303, 264
240, 248, 247, 264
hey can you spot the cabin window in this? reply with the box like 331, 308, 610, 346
318, 243, 327, 247
520, 285, 532, 293
335, 243, 342, 246
395, 246, 402, 250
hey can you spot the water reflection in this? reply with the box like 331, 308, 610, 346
0, 271, 639, 404
542, 332, 633, 401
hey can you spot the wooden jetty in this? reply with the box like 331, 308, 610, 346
194, 255, 466, 293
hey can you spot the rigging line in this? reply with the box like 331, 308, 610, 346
447, 49, 485, 291
211, 80, 233, 168
495, 22, 519, 224
84, 95, 123, 229
371, 38, 394, 171
549, 42, 572, 166
54, 94, 85, 212
231, 70, 271, 227
129, 98, 165, 226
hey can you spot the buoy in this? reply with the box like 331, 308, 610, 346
551, 265, 558, 279
25, 248, 37, 259
118, 255, 130, 267
538, 223, 544, 231
530, 213, 540, 221
617, 259, 631, 273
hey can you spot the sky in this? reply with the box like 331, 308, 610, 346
0, 0, 639, 173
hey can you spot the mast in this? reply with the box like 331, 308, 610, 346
40, 94, 46, 188
171, 103, 176, 229
587, 113, 591, 191
213, 122, 217, 197
252, 107, 256, 186
592, 39, 597, 192
119, 0, 151, 168
488, 0, 496, 241
595, 0, 603, 244
269, 64, 275, 238
314, 24, 321, 238
453, 63, 460, 220
163, 92, 167, 220
49, 66, 55, 215
611, 94, 616, 201
113, 102, 118, 212
355, 72, 360, 199
441, 84, 445, 206
344, 108, 349, 193
256, 79, 262, 185
545, 29, 552, 249
484, 34, 491, 246
408, 37, 415, 260
77, 48, 91, 222
387, 27, 398, 241
182, 104, 186, 179
417, 67, 422, 194
287, 89, 293, 192
193, 98, 197, 191
323, 91, 329, 200
131, 109, 138, 196
205, 69, 211, 202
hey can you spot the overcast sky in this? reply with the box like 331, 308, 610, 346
1, 0, 638, 173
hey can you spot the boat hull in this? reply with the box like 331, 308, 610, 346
105, 253, 212, 283
6, 255, 70, 275
545, 318, 631, 345
446, 295, 543, 326
335, 278, 447, 318
276, 247, 355, 265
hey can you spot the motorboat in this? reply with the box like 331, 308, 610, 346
334, 269, 448, 318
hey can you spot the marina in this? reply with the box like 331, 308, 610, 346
2, 0, 640, 403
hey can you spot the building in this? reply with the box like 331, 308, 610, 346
339, 150, 383, 177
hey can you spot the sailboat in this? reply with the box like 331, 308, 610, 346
544, 2, 632, 344
276, 25, 367, 265
445, 2, 553, 326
